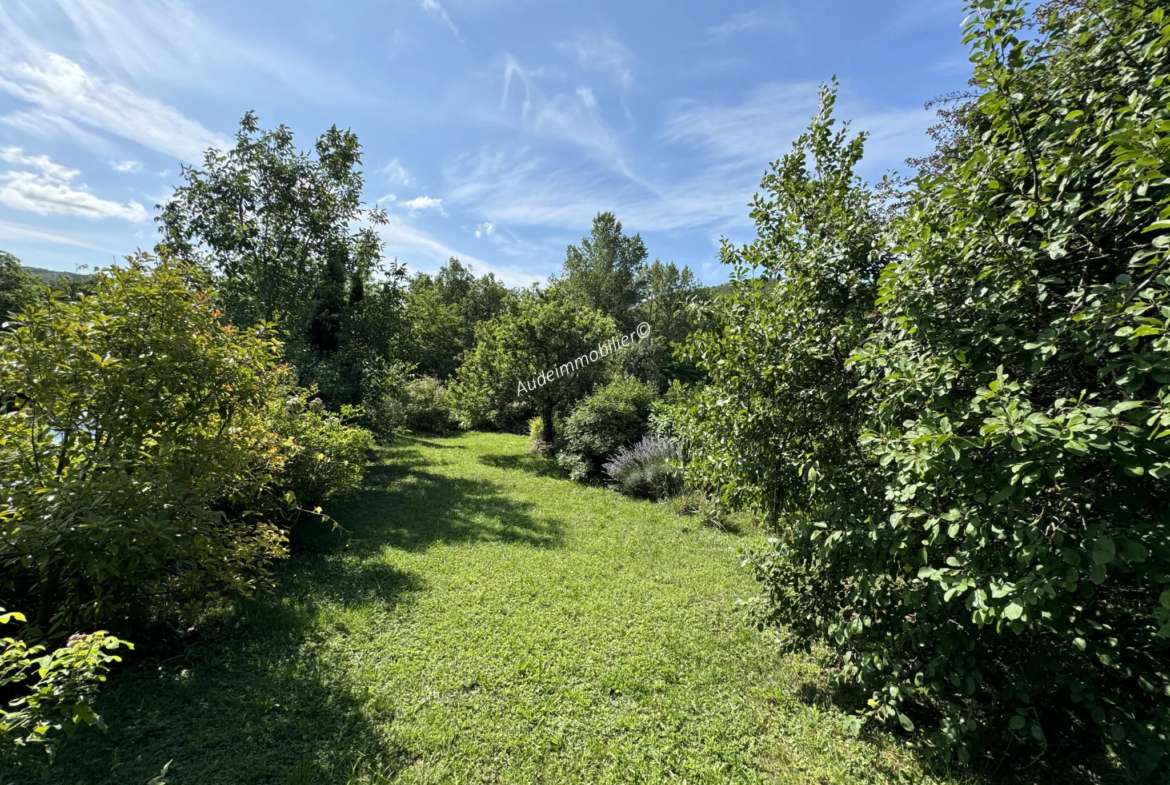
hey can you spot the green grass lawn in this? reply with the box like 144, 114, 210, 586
43, 432, 965, 785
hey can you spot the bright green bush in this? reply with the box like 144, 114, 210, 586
270, 391, 374, 511
527, 412, 562, 454
404, 376, 456, 434
556, 377, 656, 482
1, 607, 129, 767
0, 254, 294, 635
356, 357, 411, 442
684, 0, 1170, 774
451, 289, 614, 440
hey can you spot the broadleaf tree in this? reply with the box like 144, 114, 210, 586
452, 288, 615, 442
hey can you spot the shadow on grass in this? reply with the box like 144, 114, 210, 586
43, 439, 562, 784
393, 434, 466, 450
477, 452, 570, 481
791, 667, 1136, 785
291, 442, 565, 555
43, 562, 421, 785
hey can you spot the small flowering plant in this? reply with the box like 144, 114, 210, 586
602, 436, 682, 500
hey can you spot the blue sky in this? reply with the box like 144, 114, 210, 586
0, 0, 971, 286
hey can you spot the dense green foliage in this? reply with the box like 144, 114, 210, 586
269, 392, 375, 511
556, 376, 657, 482
404, 259, 515, 380
157, 113, 408, 411
0, 257, 374, 765
402, 376, 457, 434
0, 255, 292, 635
1, 608, 129, 765
682, 0, 1170, 774
675, 82, 883, 521
0, 253, 42, 325
452, 289, 615, 441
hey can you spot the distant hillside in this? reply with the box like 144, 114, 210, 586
22, 266, 92, 284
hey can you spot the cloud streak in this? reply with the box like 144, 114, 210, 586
446, 83, 932, 235
418, 0, 459, 37
555, 31, 634, 90
0, 53, 229, 163
0, 147, 148, 221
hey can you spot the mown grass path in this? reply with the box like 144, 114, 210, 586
47, 433, 960, 785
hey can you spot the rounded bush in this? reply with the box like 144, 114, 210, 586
603, 436, 681, 500
404, 376, 456, 434
556, 377, 656, 482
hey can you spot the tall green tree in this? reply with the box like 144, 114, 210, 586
0, 252, 42, 326
685, 0, 1170, 773
555, 212, 648, 331
677, 83, 886, 519
617, 259, 702, 386
405, 258, 516, 379
157, 113, 405, 406
452, 288, 614, 441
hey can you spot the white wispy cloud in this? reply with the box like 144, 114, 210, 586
446, 83, 933, 235
0, 219, 120, 253
400, 195, 444, 213
475, 221, 494, 238
661, 82, 930, 173
0, 52, 229, 163
0, 147, 148, 221
0, 108, 108, 151
0, 0, 337, 97
708, 11, 783, 38
376, 218, 536, 287
111, 160, 143, 173
418, 0, 459, 37
382, 158, 412, 186
555, 31, 633, 90
499, 54, 631, 169
1, 147, 80, 183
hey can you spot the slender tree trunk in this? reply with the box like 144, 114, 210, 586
540, 406, 556, 445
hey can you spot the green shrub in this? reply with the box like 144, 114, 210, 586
527, 412, 562, 454
271, 391, 374, 510
1, 607, 129, 766
404, 376, 456, 434
357, 358, 411, 442
685, 0, 1170, 773
556, 377, 656, 482
0, 254, 292, 635
668, 490, 703, 517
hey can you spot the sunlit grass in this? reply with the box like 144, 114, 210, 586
43, 432, 964, 784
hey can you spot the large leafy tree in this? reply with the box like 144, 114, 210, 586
620, 259, 703, 386
452, 288, 614, 441
0, 252, 42, 326
688, 0, 1170, 774
676, 83, 886, 521
157, 113, 405, 405
841, 0, 1170, 769
555, 212, 648, 331
405, 258, 515, 379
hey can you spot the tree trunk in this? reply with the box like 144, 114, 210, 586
540, 406, 556, 445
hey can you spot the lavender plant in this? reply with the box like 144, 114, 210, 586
603, 436, 682, 500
